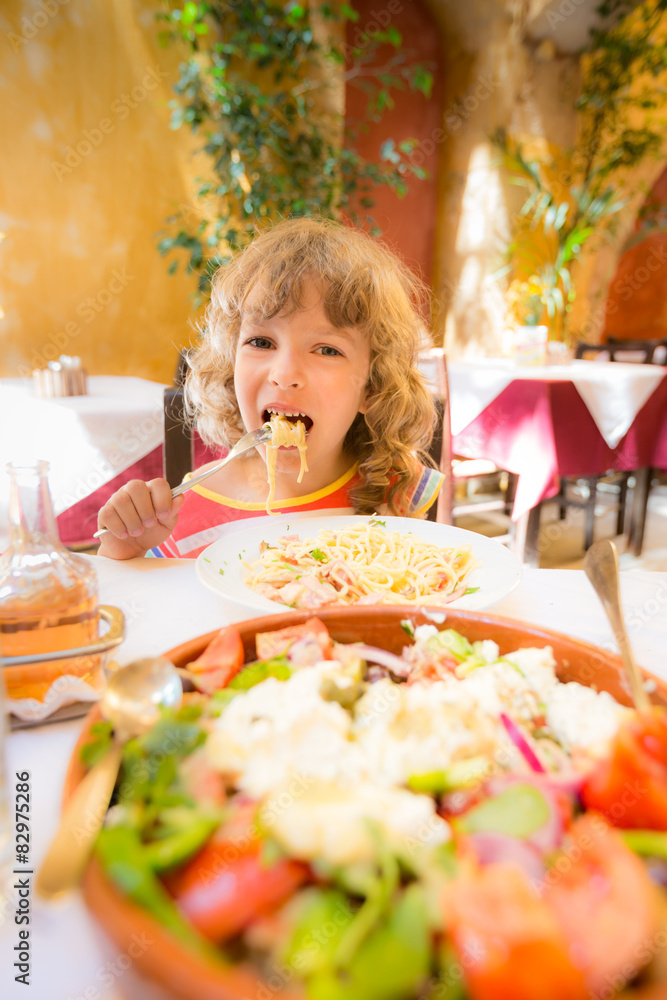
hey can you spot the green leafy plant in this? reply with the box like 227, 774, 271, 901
156, 1, 433, 298
494, 0, 667, 340
493, 128, 624, 337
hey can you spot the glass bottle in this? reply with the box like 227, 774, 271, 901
0, 462, 100, 702
0, 671, 9, 894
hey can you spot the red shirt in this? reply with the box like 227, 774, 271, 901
148, 462, 443, 559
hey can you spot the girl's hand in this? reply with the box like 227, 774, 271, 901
96, 478, 185, 560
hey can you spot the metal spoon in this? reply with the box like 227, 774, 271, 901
93, 424, 272, 537
35, 657, 183, 899
583, 539, 650, 711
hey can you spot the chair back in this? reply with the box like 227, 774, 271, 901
576, 338, 663, 364
416, 347, 455, 524
164, 385, 193, 488
163, 350, 194, 487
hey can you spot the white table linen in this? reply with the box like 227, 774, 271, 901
2, 553, 667, 1000
447, 359, 666, 447
0, 376, 167, 551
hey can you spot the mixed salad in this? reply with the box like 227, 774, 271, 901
84, 617, 667, 1000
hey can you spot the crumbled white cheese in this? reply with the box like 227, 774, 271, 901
452, 660, 551, 723
501, 646, 559, 699
476, 640, 500, 664
353, 679, 498, 786
261, 780, 450, 866
206, 664, 365, 797
206, 638, 630, 868
545, 681, 627, 752
413, 624, 439, 643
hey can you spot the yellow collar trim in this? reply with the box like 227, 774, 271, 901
189, 461, 359, 510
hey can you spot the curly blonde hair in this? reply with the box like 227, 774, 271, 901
184, 216, 438, 515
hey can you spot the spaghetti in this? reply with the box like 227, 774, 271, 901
244, 520, 479, 608
265, 414, 309, 515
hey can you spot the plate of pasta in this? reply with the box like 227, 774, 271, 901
196, 515, 521, 618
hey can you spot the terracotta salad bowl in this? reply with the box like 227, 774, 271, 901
63, 606, 667, 1000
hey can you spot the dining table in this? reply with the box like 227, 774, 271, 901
0, 376, 168, 551
1, 551, 667, 999
447, 358, 667, 563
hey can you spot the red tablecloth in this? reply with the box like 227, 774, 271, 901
56, 436, 218, 546
453, 374, 667, 520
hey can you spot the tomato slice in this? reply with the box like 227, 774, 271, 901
543, 813, 661, 996
187, 625, 245, 693
443, 862, 587, 1000
254, 617, 333, 662
166, 806, 309, 942
582, 708, 667, 830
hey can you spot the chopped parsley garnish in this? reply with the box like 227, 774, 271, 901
368, 518, 386, 527
465, 586, 480, 595
310, 548, 328, 563
202, 557, 211, 563
219, 568, 224, 576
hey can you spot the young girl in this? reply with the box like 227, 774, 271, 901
97, 217, 443, 560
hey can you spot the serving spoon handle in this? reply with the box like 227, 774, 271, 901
35, 742, 123, 899
583, 539, 650, 711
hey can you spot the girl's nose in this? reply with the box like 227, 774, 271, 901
268, 349, 305, 390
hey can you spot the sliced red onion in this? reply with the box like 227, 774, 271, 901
350, 644, 411, 678
466, 831, 546, 881
500, 712, 546, 773
287, 635, 327, 667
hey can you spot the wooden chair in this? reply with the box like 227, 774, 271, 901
163, 353, 195, 488
606, 336, 667, 365
576, 339, 661, 364
419, 348, 516, 541
603, 337, 667, 554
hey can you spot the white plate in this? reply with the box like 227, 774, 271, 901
196, 515, 522, 619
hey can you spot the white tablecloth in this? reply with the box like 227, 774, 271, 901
447, 358, 666, 447
0, 376, 167, 550
2, 554, 667, 999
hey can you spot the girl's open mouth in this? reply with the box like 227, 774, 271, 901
262, 409, 313, 433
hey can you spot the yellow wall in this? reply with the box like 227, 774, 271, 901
3, 0, 660, 371
0, 0, 202, 382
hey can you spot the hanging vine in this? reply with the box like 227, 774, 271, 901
155, 1, 433, 298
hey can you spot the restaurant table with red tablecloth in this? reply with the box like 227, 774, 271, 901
0, 376, 218, 549
448, 359, 667, 561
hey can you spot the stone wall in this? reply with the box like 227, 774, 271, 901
425, 0, 667, 354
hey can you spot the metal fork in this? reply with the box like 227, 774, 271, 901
93, 425, 272, 538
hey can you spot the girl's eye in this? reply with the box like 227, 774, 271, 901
316, 345, 342, 357
245, 336, 273, 350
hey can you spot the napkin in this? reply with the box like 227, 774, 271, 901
7, 673, 102, 724
567, 361, 664, 448
447, 359, 664, 448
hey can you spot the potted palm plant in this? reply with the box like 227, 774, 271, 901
493, 0, 667, 348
